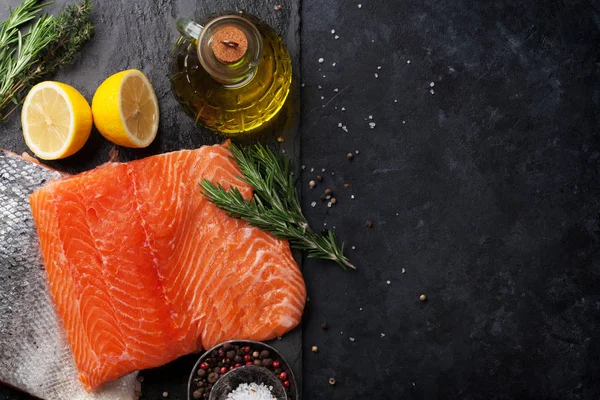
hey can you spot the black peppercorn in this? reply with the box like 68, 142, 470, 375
218, 349, 225, 357
320, 194, 326, 201
234, 355, 243, 364
261, 358, 273, 367
321, 322, 328, 330
223, 343, 232, 351
260, 350, 270, 359
226, 350, 236, 360
344, 183, 350, 189
211, 350, 218, 357
316, 175, 323, 182
324, 188, 332, 196
207, 372, 219, 384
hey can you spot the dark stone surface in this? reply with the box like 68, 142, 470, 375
1, 0, 600, 399
300, 0, 600, 399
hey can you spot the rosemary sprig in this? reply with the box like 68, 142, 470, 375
0, 0, 94, 121
200, 144, 356, 271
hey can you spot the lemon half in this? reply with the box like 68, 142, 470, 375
92, 69, 159, 148
21, 81, 93, 160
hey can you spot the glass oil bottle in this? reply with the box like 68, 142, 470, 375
170, 12, 292, 136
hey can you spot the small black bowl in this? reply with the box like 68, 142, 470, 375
187, 340, 298, 400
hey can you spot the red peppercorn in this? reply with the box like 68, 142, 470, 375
284, 380, 290, 388
244, 346, 251, 353
235, 363, 242, 368
200, 363, 208, 370
243, 354, 252, 362
229, 366, 234, 371
246, 361, 253, 366
272, 361, 280, 368
279, 372, 287, 381
220, 367, 227, 374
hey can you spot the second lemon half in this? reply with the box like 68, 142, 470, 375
92, 69, 159, 148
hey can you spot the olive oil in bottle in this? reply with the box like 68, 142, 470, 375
170, 12, 292, 136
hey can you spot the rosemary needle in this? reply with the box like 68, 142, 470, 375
200, 144, 356, 271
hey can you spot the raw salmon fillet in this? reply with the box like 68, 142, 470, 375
29, 142, 306, 391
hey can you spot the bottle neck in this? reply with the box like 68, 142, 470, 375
196, 15, 262, 86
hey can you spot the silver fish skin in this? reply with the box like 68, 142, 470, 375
0, 151, 138, 400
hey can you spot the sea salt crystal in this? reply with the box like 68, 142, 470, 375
351, 195, 355, 199
327, 202, 332, 208
331, 29, 335, 34
407, 60, 411, 64
386, 280, 391, 285
369, 122, 376, 129
394, 99, 398, 103
342, 126, 348, 132
402, 120, 406, 124
355, 150, 359, 154
349, 337, 355, 342
332, 62, 336, 67
338, 122, 343, 127
318, 85, 322, 89
318, 57, 324, 63
334, 88, 339, 92
310, 168, 314, 172
374, 73, 378, 78
377, 66, 382, 70
321, 96, 325, 100
322, 168, 326, 172
359, 307, 363, 311
311, 201, 317, 207
358, 3, 362, 8
323, 75, 326, 78
381, 333, 385, 337
301, 83, 305, 87
430, 89, 435, 95
301, 165, 305, 169
334, 35, 339, 40
351, 246, 356, 250
368, 115, 373, 120
430, 82, 435, 87
226, 382, 275, 400
401, 268, 406, 274
341, 107, 346, 111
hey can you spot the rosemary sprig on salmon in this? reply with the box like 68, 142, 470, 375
200, 144, 356, 271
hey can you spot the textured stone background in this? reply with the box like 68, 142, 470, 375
2, 0, 600, 399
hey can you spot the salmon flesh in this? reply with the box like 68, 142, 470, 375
29, 142, 307, 391
0, 151, 138, 400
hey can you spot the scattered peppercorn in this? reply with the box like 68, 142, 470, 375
321, 322, 328, 330
277, 136, 284, 142
329, 377, 336, 385
347, 153, 354, 160
420, 294, 427, 302
309, 180, 316, 189
344, 183, 350, 188
324, 188, 332, 196
320, 194, 326, 201
312, 346, 319, 353
331, 197, 337, 205
316, 175, 323, 182
274, 4, 282, 11
162, 391, 168, 398
365, 220, 373, 228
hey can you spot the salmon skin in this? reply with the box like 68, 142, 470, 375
0, 151, 138, 400
29, 142, 307, 391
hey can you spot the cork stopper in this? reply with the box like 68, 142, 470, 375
211, 26, 248, 64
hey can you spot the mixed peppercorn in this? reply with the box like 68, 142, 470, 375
191, 342, 293, 399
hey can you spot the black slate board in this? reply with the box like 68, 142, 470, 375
299, 0, 600, 399
0, 0, 301, 399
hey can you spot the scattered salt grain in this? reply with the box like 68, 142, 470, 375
359, 307, 363, 311
358, 3, 362, 8
318, 57, 324, 63
386, 280, 391, 285
321, 168, 326, 172
374, 73, 378, 78
311, 201, 317, 207
331, 29, 335, 34
327, 202, 332, 208
430, 82, 435, 87
341, 107, 346, 111
342, 126, 348, 132
368, 115, 373, 120
380, 333, 385, 337
351, 195, 355, 199
334, 88, 339, 92
402, 120, 406, 124
332, 62, 336, 67
323, 75, 326, 78
355, 150, 359, 154
318, 85, 322, 89
334, 35, 339, 40
401, 268, 406, 274
394, 99, 398, 103
430, 89, 435, 95
301, 165, 305, 169
301, 83, 305, 87
338, 122, 342, 127
407, 60, 411, 64
321, 96, 325, 100
349, 337, 355, 342
310, 168, 314, 172
226, 382, 275, 400
351, 246, 356, 250
369, 122, 376, 129
371, 39, 375, 43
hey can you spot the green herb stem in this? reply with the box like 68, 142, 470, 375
200, 144, 356, 271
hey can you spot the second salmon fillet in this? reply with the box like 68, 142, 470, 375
29, 142, 306, 391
